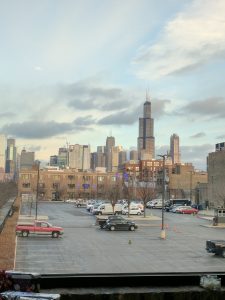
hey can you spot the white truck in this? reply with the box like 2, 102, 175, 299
94, 203, 122, 215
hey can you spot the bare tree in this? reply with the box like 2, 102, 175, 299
122, 182, 132, 217
56, 184, 67, 201
137, 181, 158, 218
107, 180, 122, 214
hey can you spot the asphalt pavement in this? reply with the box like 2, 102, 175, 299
15, 202, 225, 274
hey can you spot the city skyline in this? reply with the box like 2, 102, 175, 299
1, 1, 225, 171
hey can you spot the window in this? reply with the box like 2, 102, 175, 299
68, 184, 75, 189
53, 183, 59, 189
22, 183, 30, 188
53, 175, 60, 180
21, 174, 30, 180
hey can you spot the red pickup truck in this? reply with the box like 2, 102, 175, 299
16, 221, 64, 238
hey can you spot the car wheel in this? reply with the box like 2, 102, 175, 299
222, 250, 225, 258
22, 231, 29, 237
52, 231, 59, 238
129, 225, 135, 231
137, 212, 141, 215
114, 211, 118, 215
110, 225, 115, 231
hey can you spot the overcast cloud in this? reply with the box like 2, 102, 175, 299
133, 0, 225, 79
0, 0, 223, 169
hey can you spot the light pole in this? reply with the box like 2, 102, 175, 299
158, 154, 169, 239
189, 171, 194, 203
35, 161, 40, 220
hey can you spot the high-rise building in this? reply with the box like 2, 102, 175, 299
111, 146, 120, 172
137, 94, 155, 160
170, 133, 181, 164
105, 136, 115, 171
216, 142, 225, 152
6, 138, 17, 175
50, 155, 58, 166
69, 144, 90, 170
58, 147, 68, 168
119, 150, 127, 167
96, 146, 106, 168
0, 134, 6, 173
130, 150, 138, 161
20, 149, 35, 169
207, 144, 225, 207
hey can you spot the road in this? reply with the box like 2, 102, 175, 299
15, 202, 225, 274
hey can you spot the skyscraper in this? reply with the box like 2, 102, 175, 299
130, 150, 138, 161
137, 94, 155, 160
6, 138, 17, 175
170, 133, 181, 164
69, 144, 90, 171
20, 149, 35, 169
0, 134, 6, 173
105, 136, 115, 172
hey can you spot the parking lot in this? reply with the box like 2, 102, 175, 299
15, 202, 225, 274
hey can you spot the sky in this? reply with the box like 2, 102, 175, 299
1, 0, 225, 171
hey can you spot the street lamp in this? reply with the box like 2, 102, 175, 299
158, 153, 169, 239
35, 160, 40, 220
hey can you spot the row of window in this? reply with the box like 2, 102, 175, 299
21, 174, 113, 182
22, 183, 101, 189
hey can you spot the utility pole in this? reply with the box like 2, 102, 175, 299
35, 161, 40, 220
158, 153, 169, 239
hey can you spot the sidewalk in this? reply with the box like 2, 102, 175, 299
197, 209, 225, 228
197, 209, 214, 221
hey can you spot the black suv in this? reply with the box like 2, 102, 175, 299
104, 218, 138, 231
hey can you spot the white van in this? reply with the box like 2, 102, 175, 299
94, 203, 122, 215
148, 199, 163, 208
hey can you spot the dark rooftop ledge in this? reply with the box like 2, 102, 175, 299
40, 272, 225, 289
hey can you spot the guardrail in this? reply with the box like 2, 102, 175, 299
0, 198, 16, 233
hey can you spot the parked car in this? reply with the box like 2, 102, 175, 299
65, 199, 77, 203
168, 204, 183, 212
86, 200, 103, 212
206, 240, 225, 257
147, 199, 163, 209
104, 218, 138, 231
75, 198, 87, 207
173, 205, 189, 213
16, 221, 64, 238
94, 203, 122, 215
178, 206, 199, 214
122, 207, 143, 215
90, 203, 104, 214
97, 215, 127, 229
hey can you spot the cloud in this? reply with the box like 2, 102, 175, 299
73, 116, 96, 126
182, 97, 225, 118
34, 66, 43, 71
98, 109, 138, 125
180, 144, 214, 170
0, 112, 15, 118
156, 143, 214, 171
190, 132, 206, 138
59, 80, 130, 112
1, 119, 93, 139
217, 134, 225, 139
132, 0, 225, 79
98, 98, 170, 126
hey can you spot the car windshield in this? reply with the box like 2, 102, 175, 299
0, 0, 224, 280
